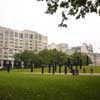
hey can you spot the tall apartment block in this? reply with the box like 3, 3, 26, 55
0, 26, 48, 68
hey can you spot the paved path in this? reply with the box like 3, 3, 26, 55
24, 72, 100, 76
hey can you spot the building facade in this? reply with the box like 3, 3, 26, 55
67, 43, 100, 66
0, 26, 48, 68
48, 43, 68, 52
93, 53, 100, 66
48, 43, 100, 66
67, 43, 93, 54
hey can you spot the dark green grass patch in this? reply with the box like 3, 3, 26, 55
0, 71, 100, 100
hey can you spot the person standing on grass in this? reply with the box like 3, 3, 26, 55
7, 61, 10, 73
83, 67, 86, 73
90, 68, 94, 75
5, 61, 10, 73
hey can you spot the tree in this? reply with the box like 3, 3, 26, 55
14, 53, 22, 62
38, 49, 51, 65
53, 50, 68, 65
14, 50, 38, 68
37, 0, 100, 27
14, 53, 22, 68
49, 49, 69, 65
14, 49, 92, 68
38, 49, 68, 65
71, 52, 92, 66
21, 51, 33, 67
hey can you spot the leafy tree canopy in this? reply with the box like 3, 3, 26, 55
38, 49, 68, 65
14, 49, 92, 68
71, 52, 92, 66
37, 0, 100, 27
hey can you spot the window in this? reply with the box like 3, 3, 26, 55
0, 37, 3, 40
25, 34, 28, 38
0, 41, 3, 43
34, 34, 38, 39
19, 33, 23, 39
10, 31, 14, 37
30, 47, 32, 49
0, 32, 3, 39
39, 34, 42, 40
9, 38, 14, 41
29, 34, 33, 39
15, 32, 18, 37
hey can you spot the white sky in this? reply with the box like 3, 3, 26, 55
0, 0, 100, 53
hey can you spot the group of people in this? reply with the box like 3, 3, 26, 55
2, 61, 94, 75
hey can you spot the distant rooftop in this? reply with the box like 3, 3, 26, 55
0, 26, 47, 37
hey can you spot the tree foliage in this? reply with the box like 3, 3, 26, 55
38, 49, 68, 65
71, 52, 92, 66
37, 0, 100, 27
14, 49, 92, 68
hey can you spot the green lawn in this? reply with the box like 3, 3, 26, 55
0, 71, 100, 100
12, 66, 100, 73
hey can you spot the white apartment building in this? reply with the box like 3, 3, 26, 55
67, 43, 93, 54
81, 43, 93, 54
0, 26, 48, 68
48, 43, 68, 52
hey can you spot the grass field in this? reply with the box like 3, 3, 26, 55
12, 66, 100, 73
0, 71, 100, 100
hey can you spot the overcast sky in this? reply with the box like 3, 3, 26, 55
0, 0, 100, 53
